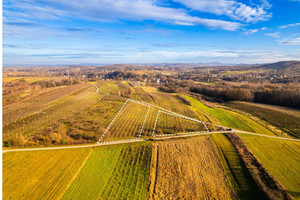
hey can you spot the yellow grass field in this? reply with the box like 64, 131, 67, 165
149, 136, 236, 199
3, 148, 92, 200
3, 77, 53, 83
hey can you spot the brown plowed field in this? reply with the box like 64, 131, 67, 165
149, 137, 237, 200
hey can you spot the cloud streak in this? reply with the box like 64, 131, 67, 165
174, 0, 272, 23
279, 22, 300, 29
4, 0, 242, 31
280, 37, 300, 45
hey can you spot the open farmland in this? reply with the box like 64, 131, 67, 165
3, 76, 53, 83
229, 101, 300, 138
3, 84, 89, 125
3, 85, 101, 146
149, 137, 236, 200
183, 94, 276, 136
211, 134, 265, 200
153, 111, 207, 136
3, 148, 92, 200
240, 135, 300, 200
3, 143, 152, 200
3, 78, 300, 200
100, 101, 150, 142
63, 143, 151, 200
36, 95, 127, 145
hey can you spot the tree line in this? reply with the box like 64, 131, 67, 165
160, 79, 300, 108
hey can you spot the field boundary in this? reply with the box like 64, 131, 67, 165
97, 99, 130, 143
151, 110, 209, 137
97, 99, 151, 144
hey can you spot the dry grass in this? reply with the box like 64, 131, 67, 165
149, 136, 236, 200
3, 85, 99, 146
3, 148, 92, 200
102, 101, 149, 141
3, 77, 52, 83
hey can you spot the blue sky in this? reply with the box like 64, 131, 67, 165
3, 0, 300, 65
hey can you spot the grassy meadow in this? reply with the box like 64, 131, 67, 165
240, 135, 300, 200
229, 101, 300, 138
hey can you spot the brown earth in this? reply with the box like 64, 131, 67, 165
149, 136, 237, 200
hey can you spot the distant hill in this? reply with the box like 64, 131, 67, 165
258, 61, 300, 70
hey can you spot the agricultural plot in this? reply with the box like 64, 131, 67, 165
100, 101, 150, 142
240, 135, 300, 200
97, 80, 120, 95
149, 137, 236, 200
62, 143, 151, 200
116, 81, 135, 98
183, 94, 275, 135
3, 76, 52, 83
152, 111, 208, 136
211, 134, 265, 200
98, 95, 211, 142
3, 85, 100, 146
35, 94, 127, 145
3, 84, 88, 125
132, 87, 155, 103
229, 101, 300, 138
143, 107, 160, 137
148, 92, 199, 118
3, 148, 92, 200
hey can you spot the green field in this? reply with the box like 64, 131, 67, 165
211, 134, 264, 200
63, 143, 151, 199
183, 94, 275, 135
240, 135, 300, 200
3, 143, 152, 200
229, 101, 300, 138
181, 94, 300, 199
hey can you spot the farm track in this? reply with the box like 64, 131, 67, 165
3, 84, 300, 153
3, 130, 300, 153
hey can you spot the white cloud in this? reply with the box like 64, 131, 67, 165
3, 0, 242, 31
137, 50, 240, 58
280, 37, 300, 45
265, 32, 280, 38
244, 29, 259, 35
174, 0, 272, 23
261, 27, 267, 30
279, 22, 300, 29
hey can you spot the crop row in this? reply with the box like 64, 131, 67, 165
3, 84, 89, 125
102, 101, 149, 141
100, 145, 151, 199
154, 112, 206, 135
149, 137, 236, 199
3, 86, 99, 146
149, 92, 199, 118
229, 101, 300, 138
62, 144, 151, 200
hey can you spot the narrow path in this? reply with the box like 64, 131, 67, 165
3, 130, 300, 153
